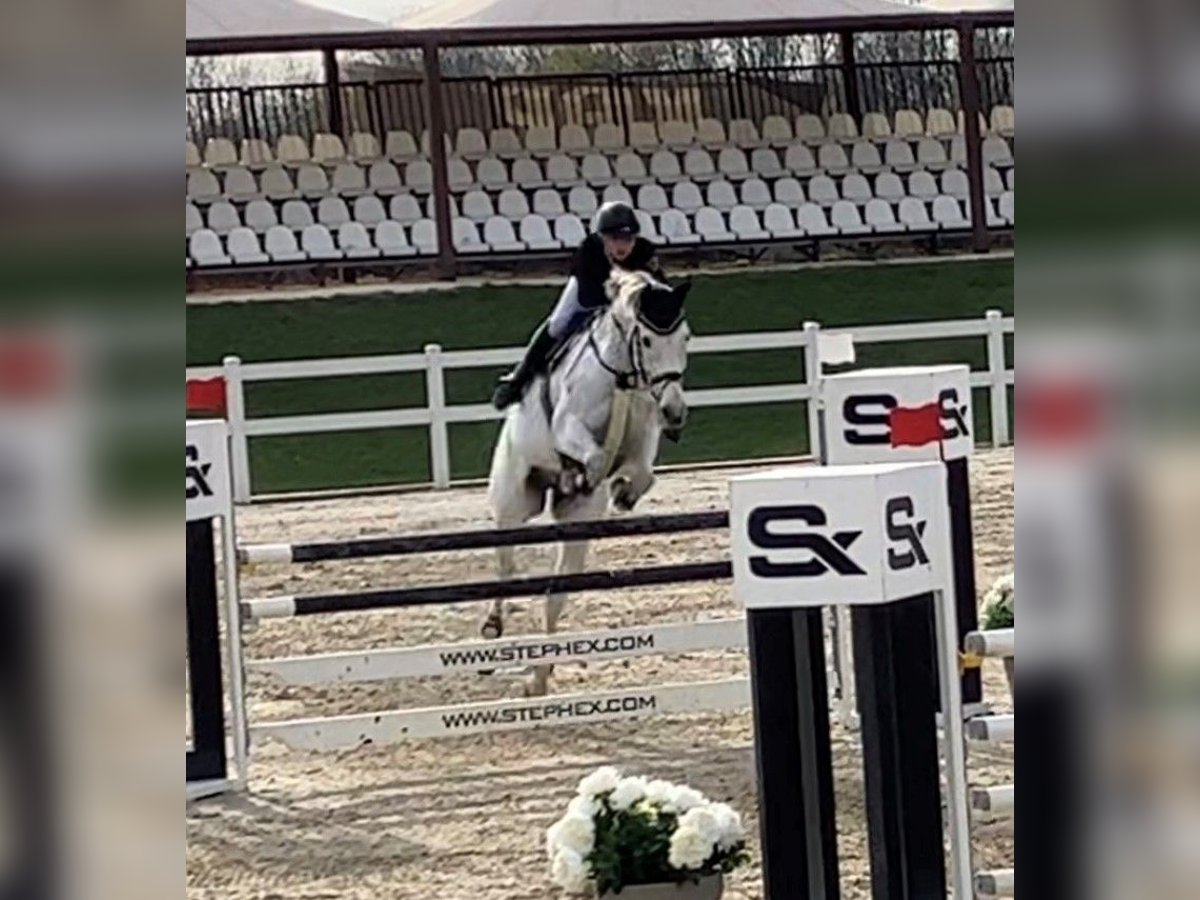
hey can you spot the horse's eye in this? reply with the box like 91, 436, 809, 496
642, 336, 652, 348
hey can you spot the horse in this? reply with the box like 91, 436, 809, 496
483, 268, 692, 696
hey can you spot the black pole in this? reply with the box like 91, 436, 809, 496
839, 31, 862, 124
187, 519, 228, 784
422, 40, 457, 279
748, 608, 841, 900
946, 456, 982, 706
956, 23, 990, 253
322, 48, 344, 139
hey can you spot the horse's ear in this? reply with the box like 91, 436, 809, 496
672, 280, 692, 302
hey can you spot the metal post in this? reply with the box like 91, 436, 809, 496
422, 40, 457, 279
424, 343, 451, 489
934, 587, 974, 900
220, 502, 249, 787
838, 31, 862, 124
957, 23, 990, 252
221, 356, 251, 503
803, 321, 822, 458
323, 48, 344, 139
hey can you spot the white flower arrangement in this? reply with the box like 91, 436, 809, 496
982, 571, 1014, 630
546, 767, 748, 895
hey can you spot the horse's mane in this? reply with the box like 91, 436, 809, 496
605, 268, 667, 306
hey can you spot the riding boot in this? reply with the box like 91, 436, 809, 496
491, 321, 558, 409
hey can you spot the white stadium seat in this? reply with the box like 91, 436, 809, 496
915, 138, 949, 171
717, 147, 750, 181
448, 158, 473, 192
484, 216, 524, 252
260, 165, 297, 199
462, 190, 496, 223
339, 222, 381, 258
634, 209, 659, 240
456, 127, 488, 159
985, 166, 1005, 197
874, 171, 905, 203
949, 135, 967, 167
532, 188, 565, 217
932, 195, 970, 229
349, 132, 381, 161
352, 195, 387, 228
649, 150, 683, 184
729, 205, 769, 241
851, 142, 884, 174
941, 168, 969, 200
223, 166, 259, 201
581, 153, 615, 186
228, 227, 268, 264
751, 148, 785, 179
784, 144, 817, 176
186, 202, 203, 236
705, 179, 738, 211
740, 177, 772, 211
614, 152, 650, 184
265, 225, 306, 261
983, 135, 1013, 168
762, 115, 793, 148
405, 160, 433, 193
865, 198, 904, 233
658, 209, 700, 244
894, 109, 924, 139
187, 169, 221, 203
898, 197, 933, 231
297, 164, 330, 197
244, 199, 278, 233
312, 133, 347, 164
683, 148, 717, 182
567, 185, 599, 218
817, 144, 850, 175
317, 197, 351, 228
332, 162, 367, 196
925, 108, 956, 138
386, 130, 419, 160
593, 123, 625, 153
796, 203, 835, 236
476, 157, 510, 190
280, 199, 314, 230
498, 189, 530, 221
985, 196, 1005, 229
186, 140, 202, 168
520, 214, 561, 250
1000, 190, 1014, 225
375, 220, 417, 257
794, 114, 827, 144
628, 121, 657, 151
204, 137, 238, 168
276, 134, 310, 166
886, 139, 919, 173
728, 119, 762, 148
636, 184, 669, 215
302, 224, 342, 260
512, 158, 548, 189
206, 200, 240, 235
826, 113, 859, 143
546, 154, 581, 187
1005, 168, 1015, 191
908, 170, 939, 201
991, 104, 1015, 137
841, 173, 872, 205
774, 176, 805, 208
419, 130, 452, 157
763, 203, 801, 238
958, 110, 988, 135
554, 213, 587, 246
602, 183, 634, 206
452, 217, 486, 253
861, 112, 891, 142
489, 128, 523, 158
559, 124, 591, 155
660, 119, 695, 150
695, 206, 734, 242
830, 199, 870, 235
696, 118, 727, 149
411, 219, 439, 254
389, 193, 422, 225
807, 174, 839, 207
423, 194, 459, 220
189, 229, 230, 266
672, 181, 705, 214
368, 161, 403, 195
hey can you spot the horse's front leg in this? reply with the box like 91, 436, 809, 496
610, 467, 655, 513
552, 409, 607, 493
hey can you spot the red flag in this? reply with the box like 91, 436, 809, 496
889, 402, 943, 448
1018, 380, 1105, 446
186, 376, 227, 417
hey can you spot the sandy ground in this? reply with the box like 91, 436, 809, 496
187, 449, 1014, 900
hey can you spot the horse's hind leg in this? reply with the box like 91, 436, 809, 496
483, 468, 544, 640
527, 489, 606, 696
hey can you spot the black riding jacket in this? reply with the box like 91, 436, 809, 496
570, 234, 664, 309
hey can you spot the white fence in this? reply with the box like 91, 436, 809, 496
188, 309, 1014, 501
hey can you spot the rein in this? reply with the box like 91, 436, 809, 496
585, 311, 683, 392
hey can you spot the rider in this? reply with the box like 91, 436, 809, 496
491, 200, 665, 409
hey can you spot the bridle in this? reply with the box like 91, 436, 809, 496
586, 307, 685, 395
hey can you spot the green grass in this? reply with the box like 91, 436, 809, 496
187, 259, 1014, 493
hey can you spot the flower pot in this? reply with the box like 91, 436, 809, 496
1003, 655, 1015, 701
599, 874, 723, 900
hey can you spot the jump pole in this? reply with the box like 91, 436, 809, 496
731, 460, 972, 900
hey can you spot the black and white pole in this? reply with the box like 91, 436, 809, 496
731, 461, 972, 900
186, 419, 247, 800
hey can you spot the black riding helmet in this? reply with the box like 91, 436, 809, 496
592, 201, 640, 237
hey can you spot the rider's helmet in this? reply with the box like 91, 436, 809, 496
592, 201, 640, 237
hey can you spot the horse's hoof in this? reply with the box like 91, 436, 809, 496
481, 615, 503, 640
523, 681, 548, 698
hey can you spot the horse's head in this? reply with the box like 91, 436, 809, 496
607, 269, 692, 433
